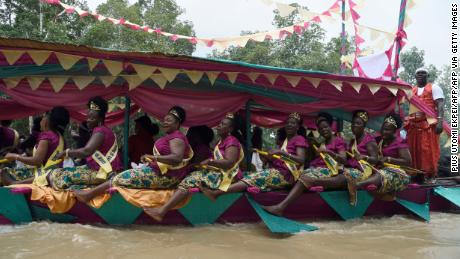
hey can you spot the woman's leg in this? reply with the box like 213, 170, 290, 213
356, 173, 382, 189
262, 181, 306, 216
200, 181, 248, 201
73, 181, 111, 203
144, 188, 189, 222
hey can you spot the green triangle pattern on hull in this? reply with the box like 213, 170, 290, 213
396, 198, 430, 222
319, 190, 374, 220
91, 192, 143, 225
246, 196, 319, 234
434, 187, 460, 208
179, 193, 242, 226
0, 188, 32, 224
30, 205, 77, 223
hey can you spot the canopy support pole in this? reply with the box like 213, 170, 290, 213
392, 0, 408, 80
245, 100, 252, 168
123, 96, 131, 169
340, 0, 346, 75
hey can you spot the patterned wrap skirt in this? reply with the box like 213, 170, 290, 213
179, 170, 224, 190
241, 168, 293, 192
48, 165, 110, 190
378, 167, 410, 193
299, 167, 336, 182
111, 166, 180, 189
0, 167, 35, 185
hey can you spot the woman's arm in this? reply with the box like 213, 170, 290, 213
384, 148, 412, 167
155, 138, 185, 166
5, 139, 48, 166
66, 132, 105, 159
207, 146, 239, 170
363, 141, 379, 165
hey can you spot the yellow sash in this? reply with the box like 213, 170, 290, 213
314, 144, 339, 176
153, 143, 193, 175
350, 139, 373, 178
12, 129, 19, 148
213, 140, 244, 192
92, 135, 118, 180
280, 139, 303, 181
33, 134, 64, 186
408, 103, 437, 125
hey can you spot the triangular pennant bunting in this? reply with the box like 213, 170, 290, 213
48, 77, 69, 92
99, 76, 117, 88
2, 50, 24, 65
387, 87, 399, 96
102, 60, 124, 76
205, 71, 220, 86
150, 74, 168, 89
184, 70, 204, 84
132, 63, 157, 80
263, 74, 278, 85
123, 75, 145, 90
367, 84, 381, 95
329, 80, 343, 92
72, 76, 95, 90
158, 67, 180, 82
307, 77, 322, 88
28, 50, 52, 66
86, 57, 99, 71
276, 3, 296, 17
225, 72, 239, 84
246, 72, 260, 83
55, 52, 81, 70
3, 78, 22, 89
27, 77, 45, 90
284, 76, 301, 87
30, 205, 76, 223
349, 82, 362, 93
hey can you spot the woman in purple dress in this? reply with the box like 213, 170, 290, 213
1, 107, 69, 186
263, 112, 348, 216
144, 113, 245, 221
73, 106, 193, 204
49, 97, 123, 190
199, 112, 307, 202
350, 113, 412, 197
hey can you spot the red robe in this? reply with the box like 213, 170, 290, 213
405, 83, 440, 177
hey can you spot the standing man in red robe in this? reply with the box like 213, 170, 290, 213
406, 68, 445, 179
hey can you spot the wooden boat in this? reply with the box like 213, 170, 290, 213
0, 184, 458, 227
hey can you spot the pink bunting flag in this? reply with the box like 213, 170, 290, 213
312, 16, 321, 23
188, 37, 198, 44
350, 9, 360, 21
170, 35, 179, 42
355, 35, 365, 45
43, 0, 60, 5
322, 11, 332, 16
293, 25, 303, 34
303, 22, 310, 28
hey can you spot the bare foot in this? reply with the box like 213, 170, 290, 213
143, 207, 165, 222
262, 205, 284, 217
73, 189, 93, 203
200, 186, 218, 202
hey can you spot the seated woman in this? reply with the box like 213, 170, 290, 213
49, 97, 123, 190
342, 110, 379, 204
1, 107, 69, 186
350, 113, 412, 198
200, 112, 307, 201
143, 113, 244, 221
263, 112, 347, 216
73, 106, 193, 203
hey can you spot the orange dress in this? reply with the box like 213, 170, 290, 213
405, 83, 440, 177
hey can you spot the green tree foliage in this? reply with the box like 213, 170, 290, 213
211, 4, 353, 74
398, 46, 439, 85
80, 0, 195, 54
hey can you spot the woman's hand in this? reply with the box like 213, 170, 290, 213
4, 153, 19, 161
141, 154, 156, 163
200, 159, 211, 166
54, 151, 66, 160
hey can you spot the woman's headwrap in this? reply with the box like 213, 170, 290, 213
384, 115, 398, 129
354, 111, 369, 123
